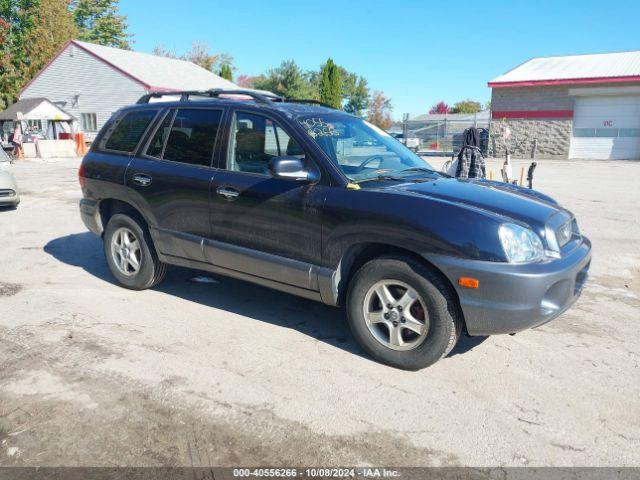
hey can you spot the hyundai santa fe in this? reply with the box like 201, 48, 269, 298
78, 89, 591, 370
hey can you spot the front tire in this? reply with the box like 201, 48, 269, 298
346, 256, 462, 370
103, 213, 167, 290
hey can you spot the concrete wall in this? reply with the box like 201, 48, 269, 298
21, 43, 147, 134
489, 118, 572, 159
491, 86, 573, 112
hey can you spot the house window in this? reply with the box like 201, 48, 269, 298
81, 113, 97, 132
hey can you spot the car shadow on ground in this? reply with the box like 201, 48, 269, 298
45, 232, 489, 365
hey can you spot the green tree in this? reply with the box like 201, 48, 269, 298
342, 73, 369, 117
451, 99, 482, 114
219, 63, 233, 81
71, 0, 131, 49
252, 60, 317, 99
0, 0, 75, 109
367, 91, 393, 130
24, 0, 76, 79
319, 58, 342, 109
0, 0, 37, 108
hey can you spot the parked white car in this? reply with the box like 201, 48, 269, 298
391, 132, 420, 151
0, 148, 19, 208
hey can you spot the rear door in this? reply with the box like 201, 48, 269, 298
125, 107, 225, 261
206, 108, 327, 289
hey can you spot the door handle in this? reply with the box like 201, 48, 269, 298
132, 173, 152, 187
216, 186, 240, 200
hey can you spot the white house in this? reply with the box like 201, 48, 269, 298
20, 40, 239, 139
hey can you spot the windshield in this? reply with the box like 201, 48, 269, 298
298, 115, 434, 182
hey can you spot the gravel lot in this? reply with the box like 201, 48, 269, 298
0, 156, 638, 467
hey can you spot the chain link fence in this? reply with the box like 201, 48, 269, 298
399, 115, 490, 156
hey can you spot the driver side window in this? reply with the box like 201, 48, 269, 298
227, 112, 304, 175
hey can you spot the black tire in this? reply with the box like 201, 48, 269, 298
103, 213, 167, 290
346, 255, 462, 370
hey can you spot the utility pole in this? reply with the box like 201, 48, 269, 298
402, 113, 409, 141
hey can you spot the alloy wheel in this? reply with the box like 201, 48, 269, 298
363, 280, 429, 351
111, 227, 141, 276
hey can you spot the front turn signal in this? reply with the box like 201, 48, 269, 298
458, 277, 479, 289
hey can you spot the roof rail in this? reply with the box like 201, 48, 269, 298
136, 88, 279, 105
272, 98, 334, 109
136, 89, 337, 110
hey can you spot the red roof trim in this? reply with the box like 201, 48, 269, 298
491, 110, 573, 119
488, 75, 640, 88
19, 40, 151, 96
148, 86, 181, 92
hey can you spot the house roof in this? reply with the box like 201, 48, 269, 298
21, 40, 239, 95
489, 50, 640, 88
0, 97, 75, 121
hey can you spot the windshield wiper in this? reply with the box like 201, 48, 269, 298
354, 174, 404, 183
398, 167, 436, 175
353, 167, 440, 184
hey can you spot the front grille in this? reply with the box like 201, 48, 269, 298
0, 189, 15, 197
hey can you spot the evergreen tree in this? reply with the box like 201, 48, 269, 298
319, 58, 342, 109
219, 63, 233, 81
71, 0, 131, 49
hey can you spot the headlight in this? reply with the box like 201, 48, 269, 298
499, 223, 544, 263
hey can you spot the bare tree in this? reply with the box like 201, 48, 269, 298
367, 91, 393, 130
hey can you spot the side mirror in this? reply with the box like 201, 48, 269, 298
269, 156, 319, 183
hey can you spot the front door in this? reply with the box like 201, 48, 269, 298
125, 107, 224, 261
206, 109, 326, 289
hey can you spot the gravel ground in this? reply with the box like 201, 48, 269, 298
0, 156, 638, 467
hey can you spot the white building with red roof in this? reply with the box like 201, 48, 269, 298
20, 40, 239, 138
489, 50, 640, 160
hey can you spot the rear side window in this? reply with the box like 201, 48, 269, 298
147, 108, 222, 167
146, 111, 174, 158
100, 110, 157, 153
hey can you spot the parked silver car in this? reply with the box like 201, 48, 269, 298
0, 148, 19, 208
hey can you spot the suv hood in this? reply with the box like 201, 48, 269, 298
385, 177, 562, 229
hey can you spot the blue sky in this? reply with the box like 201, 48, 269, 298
120, 0, 640, 119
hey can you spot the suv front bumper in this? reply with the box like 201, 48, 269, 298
425, 237, 591, 335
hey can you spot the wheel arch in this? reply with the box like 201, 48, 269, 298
98, 198, 151, 236
333, 242, 467, 332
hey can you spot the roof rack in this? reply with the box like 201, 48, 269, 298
136, 88, 279, 105
271, 98, 334, 109
136, 88, 336, 110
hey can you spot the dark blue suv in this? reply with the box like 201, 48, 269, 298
79, 89, 591, 370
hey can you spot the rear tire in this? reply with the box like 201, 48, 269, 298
346, 255, 462, 370
103, 213, 167, 290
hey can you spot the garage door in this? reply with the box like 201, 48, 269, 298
569, 95, 640, 160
